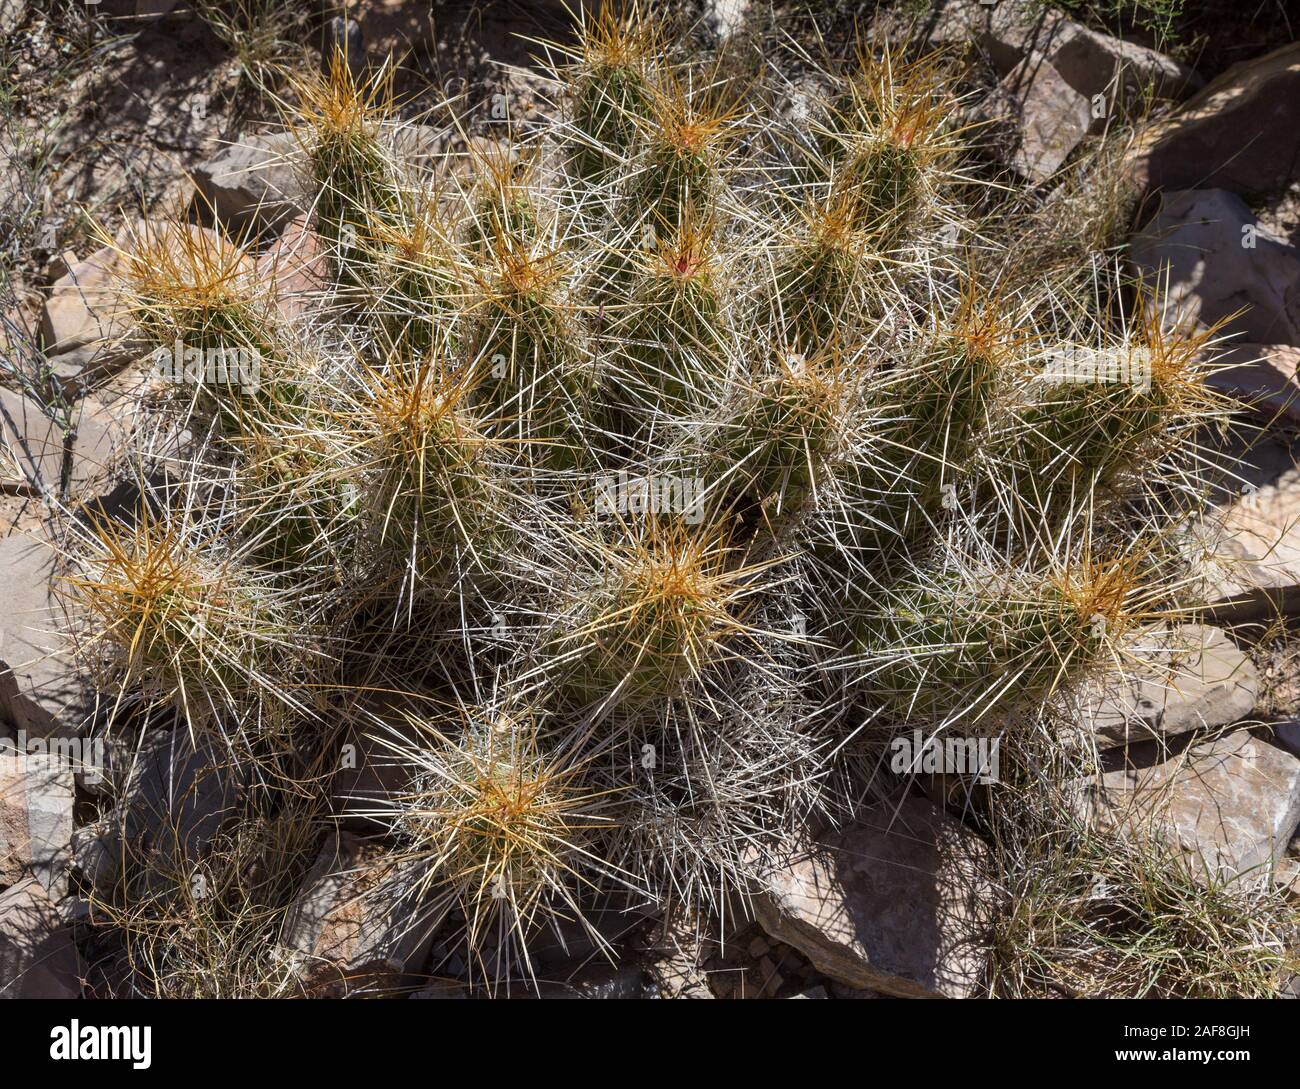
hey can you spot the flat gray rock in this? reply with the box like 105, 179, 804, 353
193, 132, 308, 238
752, 795, 994, 998
1131, 188, 1300, 347
1189, 463, 1300, 622
1076, 625, 1258, 748
39, 238, 136, 358
1082, 730, 1300, 880
0, 534, 95, 740
1, 387, 125, 498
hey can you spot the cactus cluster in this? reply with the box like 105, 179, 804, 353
66, 7, 1240, 991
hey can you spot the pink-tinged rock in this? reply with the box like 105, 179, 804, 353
256, 215, 326, 322
193, 131, 306, 238
1130, 189, 1300, 347
928, 0, 1068, 75
0, 752, 75, 897
932, 3, 1199, 96
959, 8, 1199, 181
280, 832, 443, 997
0, 534, 95, 741
1190, 465, 1300, 622
39, 222, 240, 368
1127, 41, 1300, 201
1, 387, 127, 498
1046, 20, 1201, 104
752, 795, 993, 997
39, 239, 135, 358
982, 59, 1094, 181
1082, 731, 1300, 880
0, 876, 84, 998
1076, 625, 1258, 748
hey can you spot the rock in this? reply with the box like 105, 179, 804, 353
280, 832, 442, 997
1084, 731, 1300, 880
1, 388, 72, 497
1, 387, 125, 498
193, 132, 307, 238
70, 818, 116, 897
328, 692, 427, 835
101, 0, 180, 14
40, 222, 235, 367
755, 955, 784, 995
1131, 189, 1300, 346
703, 0, 750, 42
1046, 19, 1201, 104
828, 980, 886, 998
43, 251, 78, 284
752, 795, 993, 998
0, 0, 23, 36
57, 895, 91, 931
1191, 464, 1300, 622
43, 341, 138, 399
321, 15, 366, 80
0, 752, 74, 897
0, 298, 40, 361
330, 729, 414, 835
0, 534, 95, 740
1205, 419, 1297, 498
1127, 42, 1300, 201
39, 237, 136, 360
643, 905, 715, 999
255, 215, 326, 323
1274, 719, 1300, 761
526, 894, 657, 973
928, 0, 1067, 75
0, 876, 84, 998
94, 729, 243, 896
934, 1, 1198, 96
1203, 343, 1300, 424
982, 59, 1094, 181
980, 24, 1198, 181
1077, 625, 1258, 748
